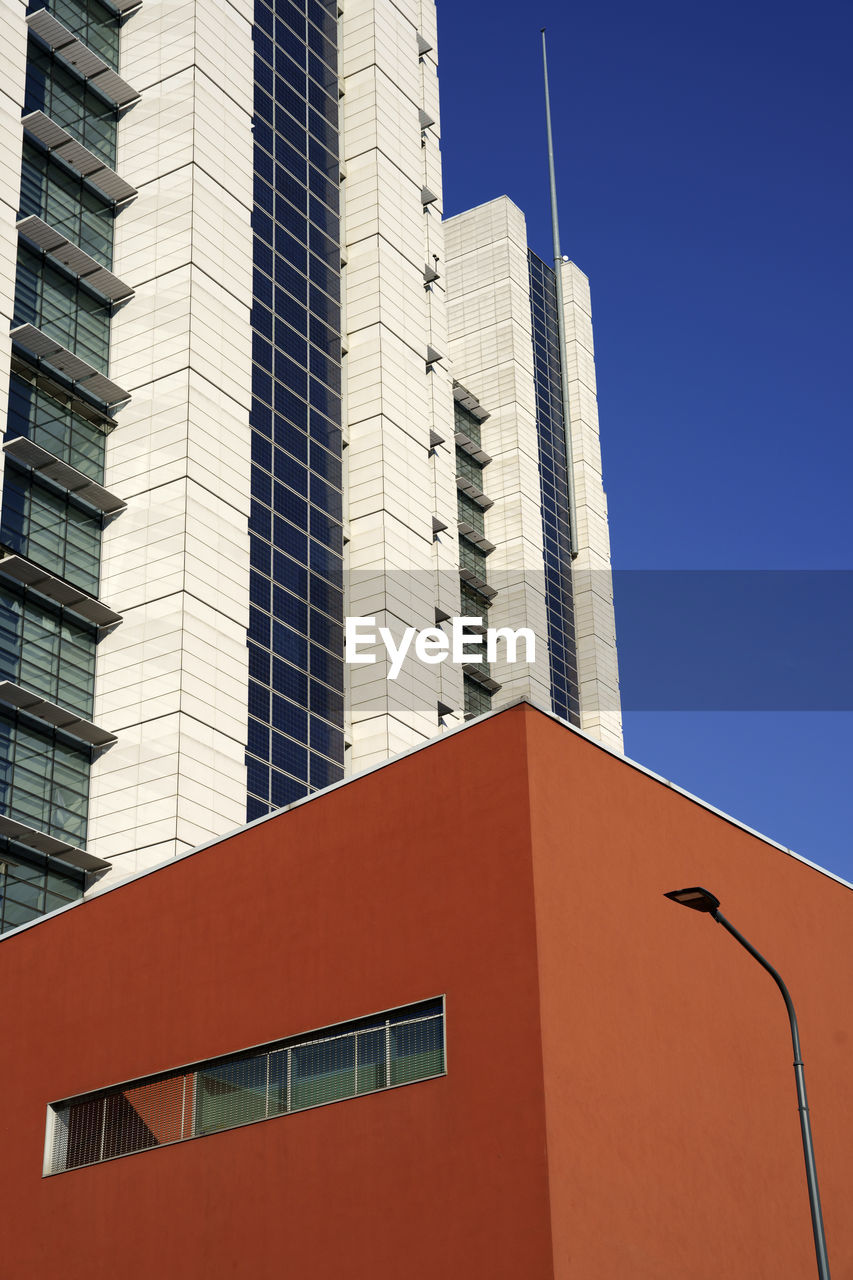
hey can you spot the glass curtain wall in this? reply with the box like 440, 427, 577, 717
454, 400, 496, 718
246, 0, 346, 821
527, 252, 580, 725
0, 0, 128, 931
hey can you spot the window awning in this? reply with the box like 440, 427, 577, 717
456, 476, 494, 511
0, 681, 116, 749
0, 815, 109, 872
464, 665, 502, 695
17, 215, 133, 303
454, 431, 492, 466
458, 522, 496, 555
10, 324, 130, 410
458, 566, 497, 600
27, 9, 140, 108
0, 554, 122, 629
10, 356, 118, 433
22, 111, 137, 204
2, 436, 125, 515
453, 382, 490, 422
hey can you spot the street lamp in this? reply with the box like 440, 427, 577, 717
664, 886, 831, 1280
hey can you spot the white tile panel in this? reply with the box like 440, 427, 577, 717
342, 0, 454, 772
90, 0, 254, 868
560, 259, 622, 751
0, 3, 28, 527
445, 197, 550, 711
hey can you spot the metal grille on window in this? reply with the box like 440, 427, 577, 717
46, 999, 445, 1175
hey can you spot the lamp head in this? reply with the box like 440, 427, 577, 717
664, 886, 721, 915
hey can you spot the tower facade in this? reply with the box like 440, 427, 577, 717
0, 0, 620, 935
444, 197, 621, 750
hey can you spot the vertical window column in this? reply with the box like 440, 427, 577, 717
527, 252, 580, 726
247, 0, 345, 822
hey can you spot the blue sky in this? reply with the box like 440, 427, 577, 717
436, 0, 853, 880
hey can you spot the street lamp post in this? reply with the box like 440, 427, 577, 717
664, 886, 831, 1280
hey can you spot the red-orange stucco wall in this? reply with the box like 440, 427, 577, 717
524, 707, 853, 1280
0, 703, 851, 1279
0, 706, 554, 1280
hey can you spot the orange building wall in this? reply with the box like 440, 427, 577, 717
524, 709, 853, 1280
0, 702, 851, 1279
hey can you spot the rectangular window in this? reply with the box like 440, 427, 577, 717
50, 0, 121, 70
20, 143, 115, 268
0, 468, 103, 597
0, 713, 90, 845
0, 848, 84, 934
464, 675, 493, 718
0, 586, 97, 720
457, 491, 485, 535
14, 246, 111, 372
6, 374, 108, 481
25, 46, 118, 167
455, 448, 486, 491
45, 999, 445, 1174
454, 400, 482, 446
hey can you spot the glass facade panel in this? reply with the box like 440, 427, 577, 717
14, 246, 111, 371
455, 405, 494, 715
195, 1057, 268, 1136
25, 46, 118, 167
44, 0, 121, 70
457, 491, 485, 534
455, 449, 486, 490
463, 676, 492, 718
458, 538, 488, 579
5, 374, 108, 481
20, 142, 115, 267
1, 0, 124, 912
389, 1014, 445, 1085
291, 1034, 355, 1110
0, 586, 97, 719
0, 469, 102, 596
0, 846, 83, 934
247, 0, 345, 821
453, 400, 481, 446
0, 713, 91, 845
528, 252, 580, 726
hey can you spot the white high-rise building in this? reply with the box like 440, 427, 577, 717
444, 196, 621, 751
0, 0, 619, 934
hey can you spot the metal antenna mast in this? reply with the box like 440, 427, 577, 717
541, 27, 579, 559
